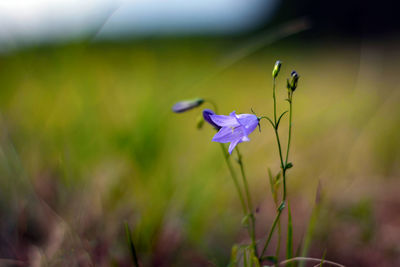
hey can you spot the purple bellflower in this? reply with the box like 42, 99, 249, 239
210, 111, 259, 154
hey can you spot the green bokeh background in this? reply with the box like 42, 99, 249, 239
0, 37, 399, 266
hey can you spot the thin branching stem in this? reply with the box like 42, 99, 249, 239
260, 77, 289, 260
205, 99, 219, 114
236, 147, 259, 259
271, 77, 287, 199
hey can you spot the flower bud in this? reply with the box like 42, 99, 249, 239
172, 98, 204, 113
202, 109, 221, 130
272, 60, 282, 78
287, 71, 299, 91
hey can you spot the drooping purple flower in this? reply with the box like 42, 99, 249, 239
210, 111, 259, 154
202, 109, 221, 130
172, 98, 204, 113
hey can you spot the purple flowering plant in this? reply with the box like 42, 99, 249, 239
172, 62, 341, 267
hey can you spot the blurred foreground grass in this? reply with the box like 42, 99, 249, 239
0, 37, 399, 266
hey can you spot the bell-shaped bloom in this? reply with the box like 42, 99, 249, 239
210, 111, 259, 154
202, 109, 221, 130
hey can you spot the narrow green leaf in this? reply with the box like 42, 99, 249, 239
124, 222, 139, 267
286, 201, 293, 266
319, 249, 327, 267
273, 172, 281, 201
275, 172, 281, 182
241, 214, 250, 227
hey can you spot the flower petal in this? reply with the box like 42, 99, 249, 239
237, 114, 257, 125
228, 139, 241, 154
212, 126, 246, 143
237, 114, 258, 135
241, 136, 250, 142
210, 114, 240, 127
202, 109, 220, 129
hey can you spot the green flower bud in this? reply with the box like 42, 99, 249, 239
272, 60, 282, 78
287, 71, 299, 91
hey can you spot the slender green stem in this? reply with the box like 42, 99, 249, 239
205, 99, 219, 113
272, 177, 282, 261
259, 170, 287, 260
273, 78, 277, 124
235, 148, 254, 213
236, 147, 258, 259
275, 218, 281, 260
282, 170, 287, 202
260, 209, 282, 258
275, 212, 282, 261
285, 94, 293, 165
274, 129, 286, 170
219, 143, 247, 215
272, 77, 287, 199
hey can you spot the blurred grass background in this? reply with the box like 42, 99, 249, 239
0, 36, 399, 266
